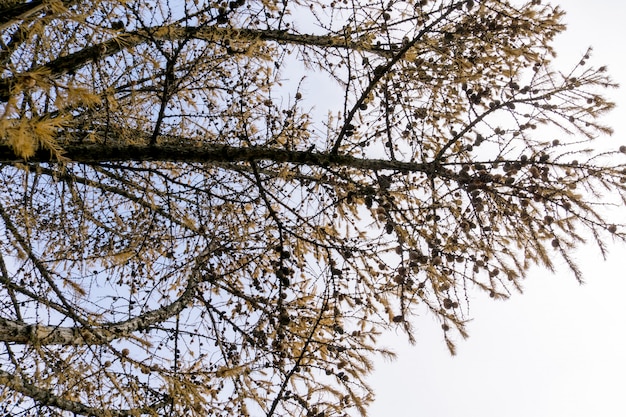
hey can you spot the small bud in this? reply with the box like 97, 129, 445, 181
110, 20, 124, 31
22, 76, 36, 88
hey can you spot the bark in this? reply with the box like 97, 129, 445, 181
0, 0, 45, 26
0, 369, 167, 416
0, 317, 112, 345
0, 269, 200, 345
0, 25, 390, 102
0, 143, 431, 173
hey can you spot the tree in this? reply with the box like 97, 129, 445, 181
0, 0, 624, 415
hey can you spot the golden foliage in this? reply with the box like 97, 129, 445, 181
0, 0, 624, 416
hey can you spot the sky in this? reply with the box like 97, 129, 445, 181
368, 2, 626, 416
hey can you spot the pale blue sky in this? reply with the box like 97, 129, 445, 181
369, 2, 626, 416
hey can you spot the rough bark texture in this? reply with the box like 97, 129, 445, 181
0, 143, 432, 172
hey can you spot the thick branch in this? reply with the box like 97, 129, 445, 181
0, 143, 430, 173
0, 270, 199, 345
0, 369, 167, 417
0, 0, 44, 27
0, 25, 390, 101
0, 316, 111, 345
0, 0, 80, 33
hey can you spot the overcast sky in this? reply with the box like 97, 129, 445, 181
368, 2, 626, 416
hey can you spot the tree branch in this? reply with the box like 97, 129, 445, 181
0, 143, 430, 173
0, 25, 390, 101
0, 0, 44, 27
0, 267, 200, 345
0, 369, 168, 417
